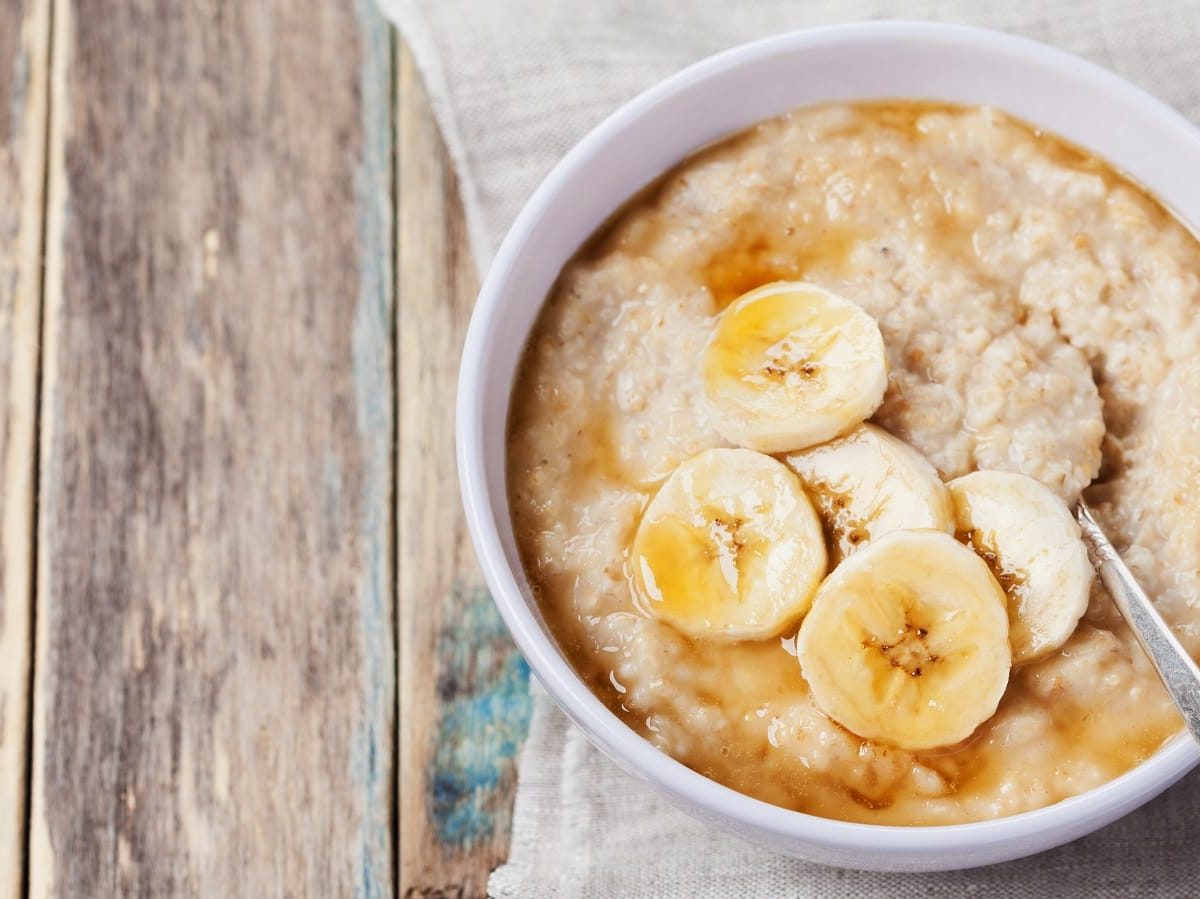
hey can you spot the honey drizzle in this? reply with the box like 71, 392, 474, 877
701, 225, 858, 310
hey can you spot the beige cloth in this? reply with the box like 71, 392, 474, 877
377, 0, 1200, 894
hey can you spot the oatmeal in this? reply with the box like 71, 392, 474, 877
506, 102, 1199, 824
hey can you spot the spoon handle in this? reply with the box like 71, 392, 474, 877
1077, 500, 1200, 744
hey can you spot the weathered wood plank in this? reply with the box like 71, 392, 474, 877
397, 45, 531, 899
0, 0, 50, 895
28, 1, 395, 896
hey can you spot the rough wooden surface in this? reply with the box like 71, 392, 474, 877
27, 1, 395, 895
0, 0, 49, 895
1, 9, 529, 896
396, 45, 531, 899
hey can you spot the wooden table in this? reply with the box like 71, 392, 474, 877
0, 2, 526, 896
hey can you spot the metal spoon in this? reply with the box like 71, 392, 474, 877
1076, 499, 1200, 744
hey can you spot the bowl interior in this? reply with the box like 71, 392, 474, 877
459, 22, 1200, 870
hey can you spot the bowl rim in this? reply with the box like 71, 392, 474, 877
456, 20, 1200, 859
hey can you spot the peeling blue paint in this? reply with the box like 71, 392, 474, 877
429, 584, 532, 847
349, 1, 393, 897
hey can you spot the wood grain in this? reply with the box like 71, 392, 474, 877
0, 0, 50, 895
28, 1, 395, 895
396, 45, 531, 899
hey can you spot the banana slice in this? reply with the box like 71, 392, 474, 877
631, 447, 827, 639
948, 470, 1093, 665
702, 281, 888, 453
785, 423, 954, 563
796, 529, 1011, 751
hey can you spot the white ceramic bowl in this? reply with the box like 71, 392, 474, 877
457, 21, 1200, 871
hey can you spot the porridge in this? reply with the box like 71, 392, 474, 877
505, 102, 1200, 825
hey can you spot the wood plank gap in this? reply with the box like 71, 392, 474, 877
0, 0, 54, 894
26, 0, 68, 889
20, 0, 56, 892
389, 22, 402, 899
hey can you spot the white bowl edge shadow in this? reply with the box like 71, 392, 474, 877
455, 21, 1200, 872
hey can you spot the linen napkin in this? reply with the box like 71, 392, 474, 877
377, 1, 1200, 894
